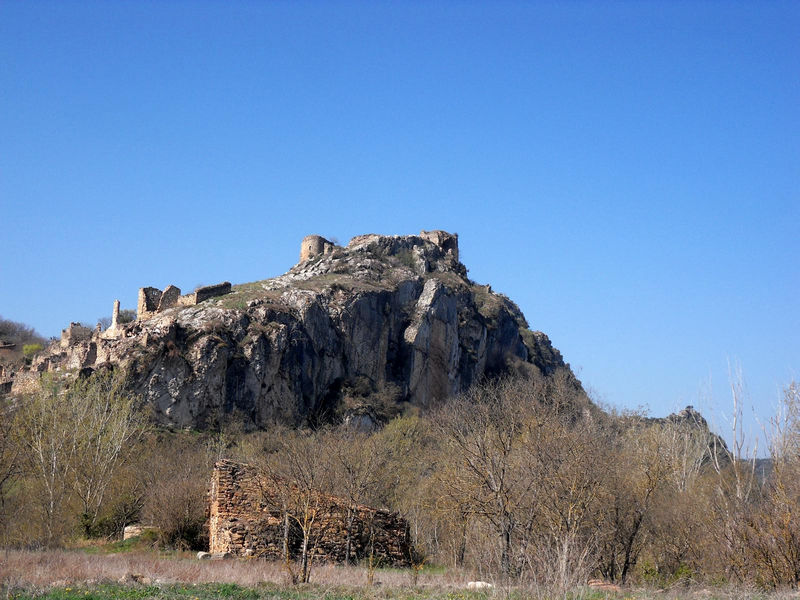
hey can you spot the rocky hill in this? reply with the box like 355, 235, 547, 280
9, 231, 578, 429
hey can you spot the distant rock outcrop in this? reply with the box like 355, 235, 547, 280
646, 405, 732, 467
8, 231, 579, 429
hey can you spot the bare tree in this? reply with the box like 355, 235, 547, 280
254, 430, 334, 583
519, 410, 606, 590
596, 418, 674, 584
13, 375, 80, 545
742, 381, 800, 586
0, 398, 21, 544
704, 365, 761, 582
69, 372, 146, 535
141, 437, 210, 549
326, 426, 381, 563
433, 376, 577, 576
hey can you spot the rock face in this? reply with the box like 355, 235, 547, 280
12, 231, 579, 429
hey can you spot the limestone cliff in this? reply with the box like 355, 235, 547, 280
12, 231, 580, 429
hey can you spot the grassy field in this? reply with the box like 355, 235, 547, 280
2, 550, 798, 600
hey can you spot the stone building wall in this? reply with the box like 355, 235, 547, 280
60, 323, 92, 348
209, 460, 412, 566
193, 282, 232, 304
137, 287, 165, 320
137, 282, 231, 320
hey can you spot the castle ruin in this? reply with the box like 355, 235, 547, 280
60, 322, 93, 348
51, 229, 460, 349
136, 282, 231, 320
209, 460, 413, 565
299, 234, 335, 262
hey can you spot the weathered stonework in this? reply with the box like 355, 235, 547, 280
300, 235, 335, 262
60, 322, 92, 348
193, 282, 231, 304
100, 299, 126, 340
175, 282, 232, 307
158, 285, 182, 312
111, 299, 120, 329
209, 460, 413, 566
137, 287, 163, 320
138, 282, 232, 321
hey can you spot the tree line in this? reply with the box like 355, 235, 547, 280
1, 369, 798, 590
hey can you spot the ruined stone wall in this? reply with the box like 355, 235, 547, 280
137, 285, 184, 320
194, 282, 232, 303
138, 283, 232, 320
209, 460, 412, 565
158, 285, 182, 311
176, 282, 232, 306
60, 322, 92, 348
137, 287, 164, 320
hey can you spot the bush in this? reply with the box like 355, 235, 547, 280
22, 343, 43, 359
140, 439, 210, 550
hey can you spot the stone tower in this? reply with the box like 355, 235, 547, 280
111, 299, 120, 329
300, 234, 334, 262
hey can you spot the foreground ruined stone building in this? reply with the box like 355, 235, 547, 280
209, 460, 413, 566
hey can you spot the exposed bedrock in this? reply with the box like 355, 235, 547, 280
16, 231, 578, 429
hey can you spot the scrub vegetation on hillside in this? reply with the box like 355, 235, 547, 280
1, 370, 799, 596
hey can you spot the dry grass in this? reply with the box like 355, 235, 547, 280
215, 283, 286, 311
3, 550, 800, 600
0, 549, 467, 589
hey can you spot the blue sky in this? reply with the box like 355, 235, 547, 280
1, 1, 798, 448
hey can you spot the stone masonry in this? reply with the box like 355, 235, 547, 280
137, 282, 231, 320
209, 460, 413, 566
137, 287, 166, 320
60, 322, 93, 348
191, 282, 232, 304
299, 235, 335, 262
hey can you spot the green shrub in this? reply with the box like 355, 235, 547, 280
22, 343, 43, 358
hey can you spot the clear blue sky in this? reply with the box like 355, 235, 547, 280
2, 1, 798, 448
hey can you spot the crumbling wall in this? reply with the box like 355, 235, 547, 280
177, 282, 232, 306
193, 282, 232, 303
138, 282, 232, 320
137, 287, 164, 320
137, 285, 183, 320
158, 285, 182, 312
209, 460, 412, 565
60, 322, 92, 348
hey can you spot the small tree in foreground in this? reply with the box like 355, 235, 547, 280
250, 430, 334, 584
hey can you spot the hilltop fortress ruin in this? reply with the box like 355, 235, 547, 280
61, 229, 459, 346
5, 229, 574, 429
135, 282, 232, 321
